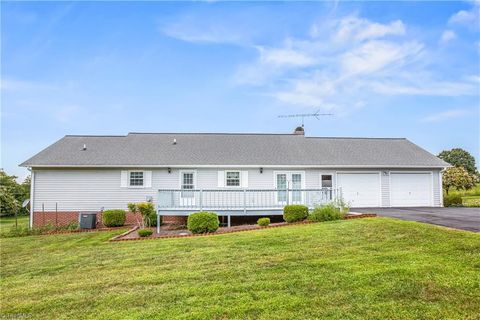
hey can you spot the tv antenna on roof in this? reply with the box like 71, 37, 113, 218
278, 110, 333, 127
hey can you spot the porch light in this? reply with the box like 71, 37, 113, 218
168, 167, 171, 174
260, 167, 263, 174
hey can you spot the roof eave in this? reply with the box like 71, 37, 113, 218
23, 164, 449, 169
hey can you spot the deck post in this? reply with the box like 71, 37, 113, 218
157, 213, 160, 233
199, 189, 203, 211
227, 214, 231, 228
243, 189, 247, 214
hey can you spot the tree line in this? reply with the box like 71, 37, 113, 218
0, 170, 31, 216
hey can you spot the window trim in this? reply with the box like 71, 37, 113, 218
224, 170, 242, 188
128, 171, 145, 188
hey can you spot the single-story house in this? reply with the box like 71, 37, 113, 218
21, 127, 448, 229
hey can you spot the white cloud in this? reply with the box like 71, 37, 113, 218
340, 40, 423, 76
0, 78, 57, 92
421, 109, 469, 123
232, 14, 479, 110
449, 9, 478, 26
258, 46, 315, 67
440, 30, 457, 44
370, 80, 478, 96
333, 17, 405, 42
448, 1, 480, 29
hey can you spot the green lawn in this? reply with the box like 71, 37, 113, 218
448, 183, 480, 206
1, 218, 479, 320
0, 215, 29, 236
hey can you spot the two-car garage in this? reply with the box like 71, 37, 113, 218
336, 172, 433, 208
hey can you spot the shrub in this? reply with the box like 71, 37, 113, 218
187, 212, 219, 234
5, 225, 31, 237
308, 204, 345, 222
103, 210, 126, 227
147, 211, 158, 227
137, 202, 156, 227
138, 229, 153, 237
443, 194, 463, 207
66, 221, 79, 230
257, 217, 270, 227
283, 205, 309, 223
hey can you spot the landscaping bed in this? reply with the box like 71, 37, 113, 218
111, 213, 376, 241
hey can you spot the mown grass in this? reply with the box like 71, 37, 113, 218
1, 218, 479, 319
0, 215, 29, 236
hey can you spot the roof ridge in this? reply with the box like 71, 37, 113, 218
65, 135, 126, 137
305, 137, 406, 140
127, 132, 297, 136
128, 132, 406, 139
63, 133, 407, 140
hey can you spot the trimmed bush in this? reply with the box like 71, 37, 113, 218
103, 210, 126, 227
257, 217, 270, 227
283, 205, 309, 223
308, 204, 345, 222
443, 194, 463, 207
138, 229, 153, 237
187, 212, 219, 234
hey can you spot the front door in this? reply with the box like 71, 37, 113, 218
276, 172, 304, 204
180, 171, 196, 206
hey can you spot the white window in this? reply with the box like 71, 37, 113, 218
225, 171, 241, 187
129, 171, 144, 186
321, 175, 333, 188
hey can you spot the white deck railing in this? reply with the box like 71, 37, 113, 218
157, 188, 340, 213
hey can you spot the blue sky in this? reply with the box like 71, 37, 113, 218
2, 1, 479, 180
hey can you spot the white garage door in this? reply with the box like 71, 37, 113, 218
337, 173, 381, 207
390, 173, 432, 207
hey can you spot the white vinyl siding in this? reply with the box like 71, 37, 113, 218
32, 167, 443, 212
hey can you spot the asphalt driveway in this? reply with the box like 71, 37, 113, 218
353, 207, 480, 232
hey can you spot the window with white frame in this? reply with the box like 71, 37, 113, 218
321, 175, 332, 188
129, 171, 144, 186
225, 171, 241, 187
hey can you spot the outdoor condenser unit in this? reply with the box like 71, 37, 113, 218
79, 212, 97, 229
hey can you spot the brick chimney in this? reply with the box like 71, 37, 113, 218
293, 126, 304, 135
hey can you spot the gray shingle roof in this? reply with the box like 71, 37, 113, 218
20, 133, 448, 168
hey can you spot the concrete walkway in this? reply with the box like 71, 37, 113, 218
353, 207, 480, 232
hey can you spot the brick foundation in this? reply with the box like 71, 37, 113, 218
162, 216, 187, 225
32, 211, 187, 228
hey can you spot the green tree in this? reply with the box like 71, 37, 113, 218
0, 170, 30, 216
442, 167, 475, 194
438, 148, 477, 176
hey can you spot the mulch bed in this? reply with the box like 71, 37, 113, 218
110, 213, 377, 242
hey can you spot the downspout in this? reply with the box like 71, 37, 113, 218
29, 168, 35, 229
439, 168, 445, 207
